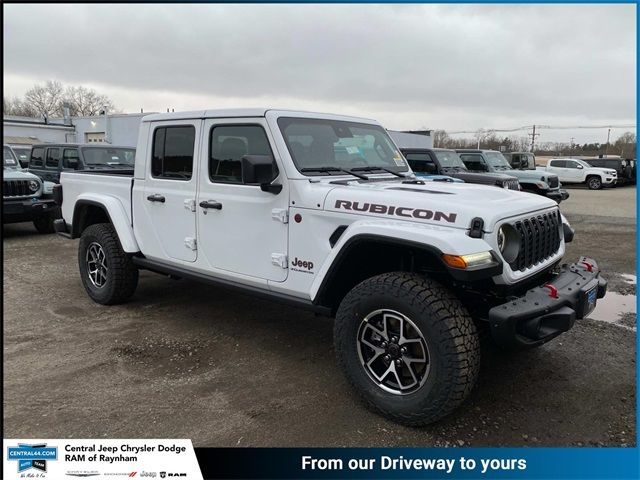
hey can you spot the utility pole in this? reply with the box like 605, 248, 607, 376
528, 125, 539, 152
604, 128, 611, 157
570, 137, 575, 156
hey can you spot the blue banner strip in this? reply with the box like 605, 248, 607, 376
194, 447, 639, 479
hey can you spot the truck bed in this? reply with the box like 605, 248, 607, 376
60, 171, 134, 227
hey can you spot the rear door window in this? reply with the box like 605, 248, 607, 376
151, 126, 196, 180
30, 147, 45, 167
46, 148, 61, 169
404, 153, 436, 173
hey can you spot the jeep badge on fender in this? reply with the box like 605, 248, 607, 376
55, 108, 606, 426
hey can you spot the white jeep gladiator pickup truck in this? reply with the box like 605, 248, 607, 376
540, 158, 617, 190
54, 109, 607, 425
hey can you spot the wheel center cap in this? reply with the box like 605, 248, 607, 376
387, 343, 401, 358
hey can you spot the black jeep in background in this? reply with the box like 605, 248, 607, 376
583, 156, 636, 185
400, 148, 521, 190
28, 144, 135, 183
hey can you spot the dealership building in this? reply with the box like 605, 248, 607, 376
3, 112, 149, 149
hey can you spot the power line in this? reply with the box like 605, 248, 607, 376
447, 123, 635, 135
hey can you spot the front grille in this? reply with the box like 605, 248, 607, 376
510, 210, 561, 271
2, 180, 35, 198
548, 176, 559, 189
502, 179, 520, 190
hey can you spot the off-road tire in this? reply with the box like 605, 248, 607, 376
78, 223, 138, 305
587, 175, 602, 190
32, 208, 60, 234
334, 272, 480, 426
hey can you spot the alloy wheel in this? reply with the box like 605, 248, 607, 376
356, 309, 430, 395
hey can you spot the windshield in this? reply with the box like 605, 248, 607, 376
11, 147, 31, 164
434, 150, 466, 169
485, 151, 512, 169
3, 146, 21, 170
82, 147, 135, 167
277, 117, 408, 175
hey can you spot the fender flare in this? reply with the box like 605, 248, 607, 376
310, 221, 500, 303
72, 194, 139, 253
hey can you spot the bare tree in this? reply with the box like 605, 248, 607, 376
432, 129, 450, 148
65, 85, 115, 116
3, 96, 39, 117
24, 80, 65, 118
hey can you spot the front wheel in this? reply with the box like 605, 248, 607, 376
78, 223, 138, 305
334, 272, 480, 426
32, 208, 61, 234
587, 176, 602, 190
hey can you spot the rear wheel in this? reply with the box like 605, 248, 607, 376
78, 223, 138, 305
334, 272, 480, 426
587, 176, 602, 190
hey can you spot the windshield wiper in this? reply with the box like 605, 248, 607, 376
300, 167, 369, 180
351, 166, 406, 178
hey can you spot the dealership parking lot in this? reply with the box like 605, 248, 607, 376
3, 185, 636, 447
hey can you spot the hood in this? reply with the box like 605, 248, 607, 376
588, 166, 617, 175
322, 178, 557, 232
506, 169, 557, 181
3, 169, 41, 181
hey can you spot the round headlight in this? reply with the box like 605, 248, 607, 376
497, 226, 506, 252
28, 180, 40, 192
497, 225, 520, 263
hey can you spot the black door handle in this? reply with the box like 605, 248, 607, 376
147, 194, 165, 203
199, 200, 222, 210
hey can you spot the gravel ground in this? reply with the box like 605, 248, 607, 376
3, 185, 636, 447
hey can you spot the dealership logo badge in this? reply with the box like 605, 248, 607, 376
7, 443, 58, 473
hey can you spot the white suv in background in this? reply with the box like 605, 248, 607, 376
542, 158, 617, 190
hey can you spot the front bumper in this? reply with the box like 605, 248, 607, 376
2, 197, 57, 223
546, 188, 570, 202
488, 257, 606, 349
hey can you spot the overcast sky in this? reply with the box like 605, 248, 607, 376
3, 4, 636, 144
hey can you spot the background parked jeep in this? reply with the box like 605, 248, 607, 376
504, 151, 569, 201
457, 149, 567, 202
28, 143, 136, 184
401, 148, 520, 190
3, 144, 60, 233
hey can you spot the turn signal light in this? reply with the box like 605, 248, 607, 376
442, 251, 494, 269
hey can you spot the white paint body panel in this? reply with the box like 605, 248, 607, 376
61, 108, 568, 302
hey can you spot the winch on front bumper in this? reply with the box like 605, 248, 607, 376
488, 257, 607, 349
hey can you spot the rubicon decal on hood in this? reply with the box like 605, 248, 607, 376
334, 200, 458, 223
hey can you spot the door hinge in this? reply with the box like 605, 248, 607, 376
271, 208, 289, 224
184, 199, 196, 212
271, 253, 288, 269
185, 237, 197, 251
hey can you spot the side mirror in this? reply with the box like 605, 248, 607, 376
426, 163, 437, 174
241, 155, 281, 194
68, 160, 79, 170
577, 164, 584, 169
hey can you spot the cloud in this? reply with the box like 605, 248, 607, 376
3, 4, 636, 142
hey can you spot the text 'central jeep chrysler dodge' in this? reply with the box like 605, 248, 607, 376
55, 109, 607, 425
